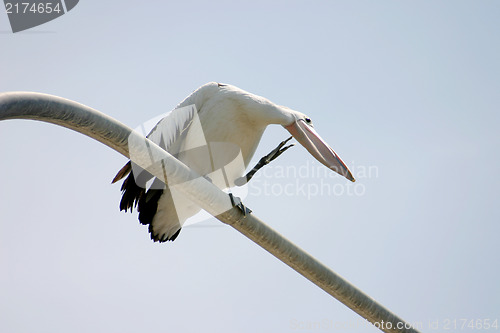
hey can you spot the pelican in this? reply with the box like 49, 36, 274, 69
112, 82, 354, 242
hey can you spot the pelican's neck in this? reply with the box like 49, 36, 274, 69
260, 103, 296, 127
233, 90, 296, 128
189, 83, 297, 128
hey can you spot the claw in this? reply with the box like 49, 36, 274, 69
235, 136, 295, 186
229, 193, 252, 216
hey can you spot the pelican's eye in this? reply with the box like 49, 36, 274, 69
304, 117, 312, 124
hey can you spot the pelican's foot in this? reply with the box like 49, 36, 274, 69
235, 136, 295, 186
260, 135, 295, 164
229, 193, 252, 216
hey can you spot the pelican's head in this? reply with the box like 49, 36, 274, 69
222, 84, 355, 182
283, 110, 355, 182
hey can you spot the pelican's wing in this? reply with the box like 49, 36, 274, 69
112, 104, 198, 183
147, 104, 198, 156
113, 104, 201, 242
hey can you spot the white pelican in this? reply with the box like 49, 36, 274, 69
113, 82, 354, 242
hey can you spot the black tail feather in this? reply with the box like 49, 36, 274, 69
115, 164, 181, 242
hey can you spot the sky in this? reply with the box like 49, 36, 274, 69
1, 1, 499, 332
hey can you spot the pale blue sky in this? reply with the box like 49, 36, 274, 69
1, 1, 499, 332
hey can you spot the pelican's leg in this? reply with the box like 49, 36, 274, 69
235, 136, 294, 186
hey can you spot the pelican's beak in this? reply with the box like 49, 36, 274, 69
285, 119, 355, 182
